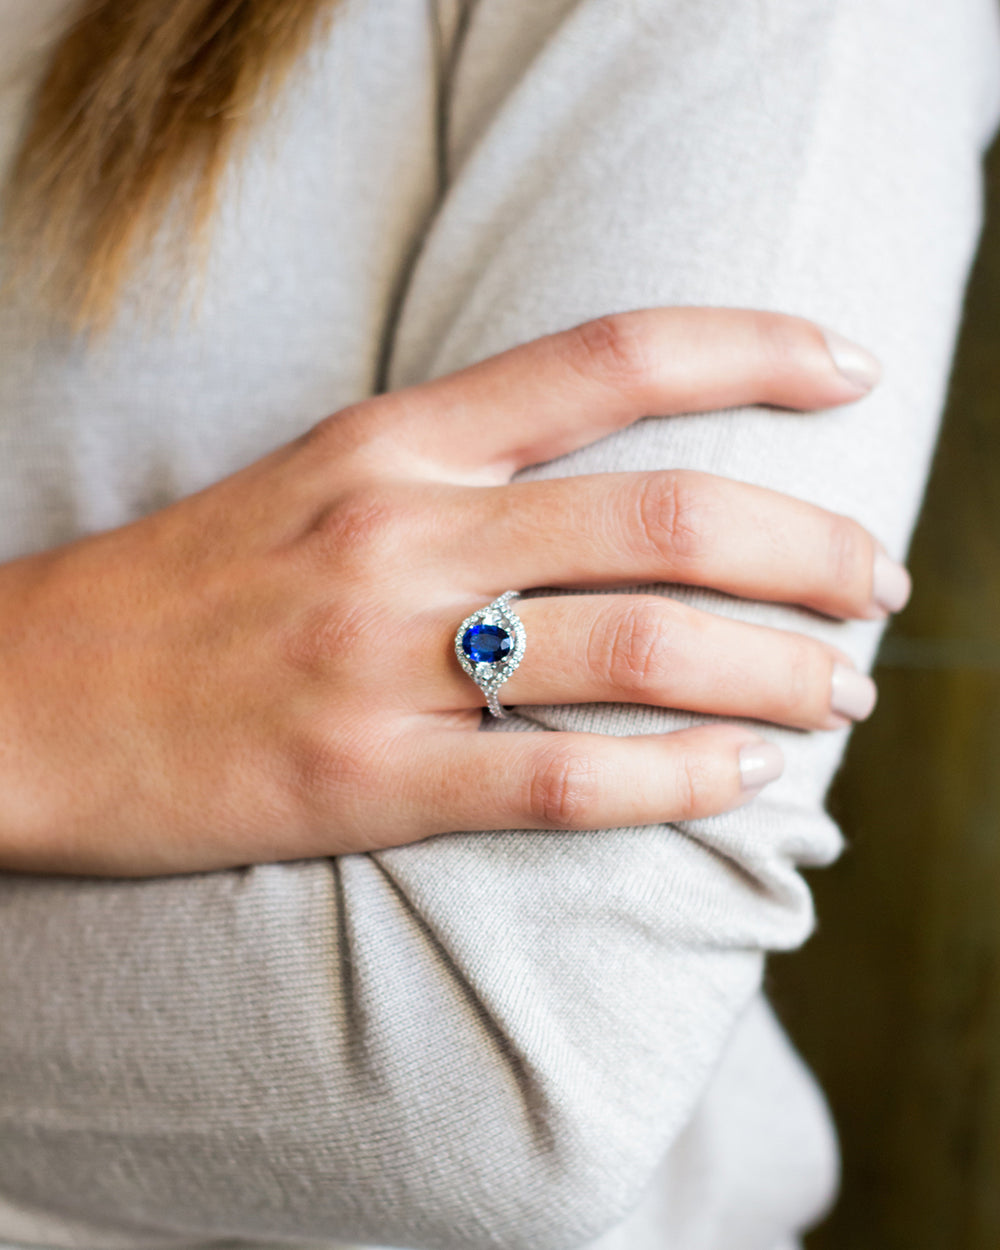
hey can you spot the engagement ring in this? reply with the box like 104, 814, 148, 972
454, 590, 527, 718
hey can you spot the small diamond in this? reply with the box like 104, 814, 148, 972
462, 623, 512, 664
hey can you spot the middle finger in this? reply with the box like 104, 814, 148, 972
446, 470, 907, 621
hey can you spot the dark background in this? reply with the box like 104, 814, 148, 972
771, 136, 1000, 1249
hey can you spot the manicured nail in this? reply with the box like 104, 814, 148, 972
831, 663, 878, 722
872, 549, 912, 614
820, 326, 882, 392
739, 741, 784, 791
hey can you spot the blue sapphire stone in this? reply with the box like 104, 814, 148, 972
462, 623, 512, 665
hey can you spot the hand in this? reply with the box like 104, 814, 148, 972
0, 308, 905, 876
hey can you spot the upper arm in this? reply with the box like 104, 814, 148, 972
370, 0, 1000, 1233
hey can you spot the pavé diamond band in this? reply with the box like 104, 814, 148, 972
454, 590, 527, 719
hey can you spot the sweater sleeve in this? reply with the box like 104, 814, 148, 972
367, 0, 1000, 1240
0, 2, 998, 1249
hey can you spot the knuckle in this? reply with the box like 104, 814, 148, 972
751, 310, 811, 375
672, 750, 707, 821
826, 513, 869, 599
566, 312, 655, 390
311, 486, 405, 567
529, 747, 602, 828
283, 600, 374, 675
287, 717, 383, 812
299, 411, 340, 455
596, 598, 671, 697
301, 403, 373, 460
633, 471, 707, 563
784, 639, 828, 721
302, 399, 408, 478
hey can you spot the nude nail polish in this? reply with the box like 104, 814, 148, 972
820, 326, 882, 392
739, 742, 784, 791
830, 663, 878, 722
872, 549, 912, 615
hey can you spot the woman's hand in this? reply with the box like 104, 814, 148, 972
0, 308, 905, 876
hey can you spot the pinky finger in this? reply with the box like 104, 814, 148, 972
405, 724, 784, 836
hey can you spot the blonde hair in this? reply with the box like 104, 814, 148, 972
3, 0, 339, 331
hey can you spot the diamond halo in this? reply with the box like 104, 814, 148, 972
454, 590, 526, 718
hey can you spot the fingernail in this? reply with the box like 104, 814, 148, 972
831, 663, 878, 722
739, 741, 785, 791
872, 549, 912, 614
820, 326, 882, 392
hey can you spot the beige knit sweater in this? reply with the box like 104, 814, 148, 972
0, 1, 998, 1248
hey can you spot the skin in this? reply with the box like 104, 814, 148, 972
0, 307, 897, 876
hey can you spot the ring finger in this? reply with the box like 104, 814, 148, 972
436, 594, 876, 731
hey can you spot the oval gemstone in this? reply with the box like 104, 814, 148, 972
462, 623, 512, 664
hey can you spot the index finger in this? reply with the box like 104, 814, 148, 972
372, 308, 881, 479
